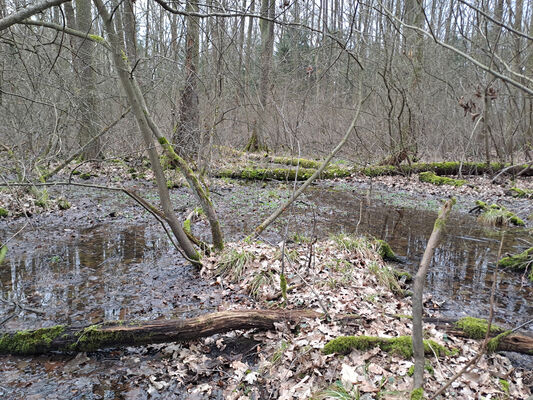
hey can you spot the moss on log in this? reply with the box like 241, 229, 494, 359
455, 317, 503, 340
508, 187, 533, 198
323, 335, 447, 358
419, 171, 466, 186
362, 162, 533, 177
427, 316, 533, 355
217, 166, 352, 181
0, 309, 318, 355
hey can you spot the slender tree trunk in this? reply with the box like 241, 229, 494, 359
123, 0, 136, 64
75, 0, 100, 159
246, 0, 274, 151
175, 0, 200, 156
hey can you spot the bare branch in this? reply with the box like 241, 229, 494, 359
0, 0, 72, 31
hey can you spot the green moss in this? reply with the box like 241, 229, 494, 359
0, 245, 7, 264
272, 156, 321, 169
323, 335, 446, 358
183, 218, 191, 234
362, 165, 397, 177
0, 325, 65, 355
509, 187, 533, 198
58, 198, 71, 210
72, 324, 145, 352
408, 363, 434, 377
158, 136, 170, 145
88, 34, 106, 44
487, 330, 512, 353
475, 201, 525, 227
499, 378, 510, 394
419, 171, 466, 186
375, 239, 399, 261
79, 173, 92, 180
498, 247, 533, 276
218, 167, 316, 181
410, 388, 424, 400
455, 317, 503, 340
0, 208, 8, 217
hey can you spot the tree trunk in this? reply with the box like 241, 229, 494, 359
122, 0, 136, 64
246, 0, 274, 152
0, 310, 319, 355
75, 0, 101, 159
175, 0, 200, 156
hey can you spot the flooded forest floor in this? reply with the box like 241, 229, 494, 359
0, 157, 532, 399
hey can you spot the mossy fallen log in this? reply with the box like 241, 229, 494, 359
247, 154, 324, 169
419, 171, 466, 186
323, 335, 448, 358
361, 162, 533, 178
427, 317, 533, 355
217, 166, 352, 181
0, 309, 319, 356
217, 160, 533, 182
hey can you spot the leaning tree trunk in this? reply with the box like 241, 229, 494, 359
94, 0, 223, 252
93, 0, 200, 262
412, 198, 455, 390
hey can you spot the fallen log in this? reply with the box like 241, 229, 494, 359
423, 317, 533, 355
0, 309, 319, 356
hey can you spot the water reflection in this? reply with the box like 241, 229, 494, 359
0, 224, 216, 331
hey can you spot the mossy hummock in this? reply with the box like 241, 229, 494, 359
498, 247, 533, 281
323, 335, 447, 358
474, 200, 525, 227
508, 187, 533, 198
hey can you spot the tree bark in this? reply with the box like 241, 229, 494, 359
75, 0, 100, 159
0, 309, 319, 355
122, 0, 136, 64
175, 0, 200, 155
412, 198, 454, 390
245, 0, 274, 152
